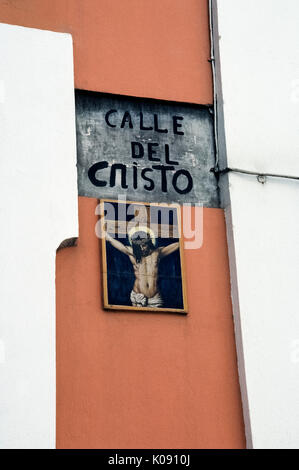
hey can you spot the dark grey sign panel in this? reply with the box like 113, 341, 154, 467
76, 91, 219, 207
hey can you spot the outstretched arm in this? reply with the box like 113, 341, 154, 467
159, 242, 179, 258
105, 232, 131, 256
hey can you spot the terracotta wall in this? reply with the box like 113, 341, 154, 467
0, 0, 212, 104
0, 0, 246, 448
56, 200, 245, 448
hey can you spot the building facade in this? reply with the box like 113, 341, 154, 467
0, 0, 298, 449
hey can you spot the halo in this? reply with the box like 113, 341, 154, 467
128, 225, 156, 246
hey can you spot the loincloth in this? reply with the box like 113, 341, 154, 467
130, 290, 163, 308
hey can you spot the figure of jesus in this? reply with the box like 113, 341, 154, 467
105, 227, 179, 308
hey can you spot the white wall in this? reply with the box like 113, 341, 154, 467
214, 0, 299, 448
0, 23, 78, 448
